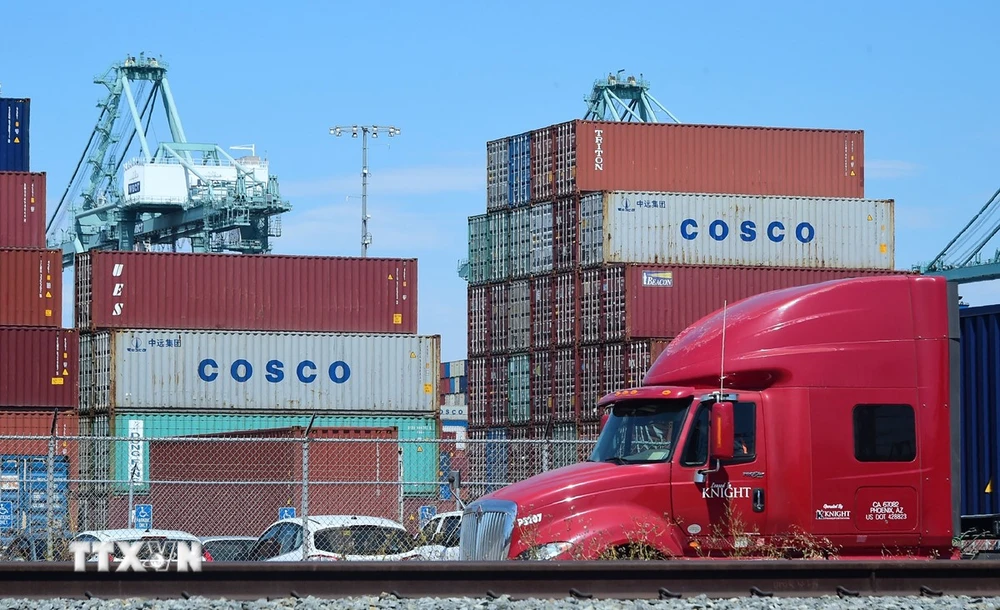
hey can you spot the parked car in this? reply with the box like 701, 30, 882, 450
199, 536, 257, 561
71, 528, 212, 567
247, 515, 427, 561
1, 532, 71, 561
412, 510, 462, 560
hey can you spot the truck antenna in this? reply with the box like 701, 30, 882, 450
720, 300, 728, 394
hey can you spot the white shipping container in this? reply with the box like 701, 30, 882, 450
486, 138, 510, 211
82, 329, 440, 414
582, 191, 895, 270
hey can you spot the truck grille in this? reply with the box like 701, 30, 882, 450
459, 499, 516, 560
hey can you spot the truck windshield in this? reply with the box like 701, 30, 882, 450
588, 398, 692, 464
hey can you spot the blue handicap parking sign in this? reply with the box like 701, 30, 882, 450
134, 504, 152, 530
279, 507, 296, 520
419, 505, 436, 524
0, 501, 12, 529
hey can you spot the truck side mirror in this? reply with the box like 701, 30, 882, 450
599, 412, 609, 432
709, 401, 735, 461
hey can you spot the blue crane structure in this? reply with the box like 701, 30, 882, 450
45, 53, 291, 268
457, 71, 677, 280
918, 186, 1000, 284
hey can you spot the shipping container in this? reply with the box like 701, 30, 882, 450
468, 285, 490, 357
78, 329, 440, 414
489, 283, 509, 354
441, 360, 467, 379
551, 421, 579, 470
538, 120, 865, 199
467, 358, 490, 428
507, 353, 530, 425
509, 207, 531, 278
75, 251, 417, 333
0, 248, 61, 327
553, 348, 577, 422
0, 328, 78, 409
488, 212, 510, 282
530, 275, 553, 350
442, 394, 467, 408
0, 410, 79, 542
530, 351, 552, 423
0, 172, 45, 248
101, 427, 401, 536
578, 340, 671, 422
529, 203, 553, 275
509, 133, 532, 207
553, 271, 577, 347
0, 99, 30, 172
580, 191, 894, 270
468, 214, 490, 285
553, 196, 578, 271
580, 264, 909, 344
486, 138, 509, 212
489, 355, 510, 427
507, 280, 530, 351
959, 304, 1000, 517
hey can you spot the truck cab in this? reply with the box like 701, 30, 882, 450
459, 274, 966, 561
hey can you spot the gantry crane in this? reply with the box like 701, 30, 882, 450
45, 53, 291, 267
457, 71, 678, 280
919, 186, 1000, 283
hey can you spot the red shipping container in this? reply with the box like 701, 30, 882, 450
578, 340, 671, 422
553, 347, 577, 423
553, 271, 577, 347
75, 251, 417, 333
507, 280, 530, 352
489, 355, 510, 427
0, 328, 78, 409
467, 357, 491, 428
530, 275, 553, 350
0, 172, 46, 248
553, 196, 578, 271
107, 427, 400, 537
489, 283, 509, 354
0, 248, 61, 327
468, 286, 490, 357
529, 350, 552, 424
536, 120, 864, 200
583, 264, 906, 344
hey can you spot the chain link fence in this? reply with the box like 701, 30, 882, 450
0, 428, 599, 560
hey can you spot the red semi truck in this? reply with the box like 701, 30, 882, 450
457, 274, 1000, 561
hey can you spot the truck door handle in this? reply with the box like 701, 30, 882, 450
753, 488, 765, 512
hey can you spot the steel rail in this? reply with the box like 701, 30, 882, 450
0, 560, 999, 601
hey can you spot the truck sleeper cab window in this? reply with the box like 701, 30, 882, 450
681, 401, 757, 467
853, 404, 916, 462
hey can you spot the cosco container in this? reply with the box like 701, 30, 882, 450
958, 304, 1000, 517
533, 120, 864, 199
508, 133, 531, 207
580, 191, 894, 269
486, 138, 509, 211
0, 98, 30, 172
74, 251, 417, 333
0, 172, 45, 248
0, 329, 78, 409
579, 264, 909, 344
78, 330, 440, 414
0, 248, 61, 327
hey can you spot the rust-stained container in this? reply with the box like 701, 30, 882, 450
581, 264, 908, 344
0, 248, 61, 327
468, 357, 490, 428
578, 340, 671, 422
534, 120, 864, 200
0, 172, 45, 248
105, 426, 400, 537
530, 275, 553, 350
75, 250, 417, 333
489, 283, 509, 354
468, 285, 490, 358
530, 350, 552, 424
0, 328, 78, 409
553, 271, 577, 347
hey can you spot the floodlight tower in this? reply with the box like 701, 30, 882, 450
329, 124, 401, 257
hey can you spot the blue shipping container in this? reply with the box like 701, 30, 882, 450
508, 133, 531, 207
0, 455, 70, 546
0, 98, 30, 172
959, 304, 1000, 517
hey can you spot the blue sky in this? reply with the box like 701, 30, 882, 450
2, 1, 998, 361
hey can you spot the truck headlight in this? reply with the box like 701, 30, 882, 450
516, 542, 573, 560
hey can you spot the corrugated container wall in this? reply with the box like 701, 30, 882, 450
0, 328, 78, 408
75, 251, 417, 333
78, 329, 440, 414
509, 133, 532, 207
580, 191, 894, 270
0, 172, 45, 248
486, 138, 509, 211
958, 304, 1000, 517
579, 264, 909, 343
509, 208, 531, 278
0, 98, 30, 172
0, 248, 61, 327
562, 120, 864, 199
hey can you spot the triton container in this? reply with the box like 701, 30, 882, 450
0, 98, 30, 172
74, 251, 417, 333
578, 191, 895, 270
0, 248, 61, 327
77, 329, 440, 415
531, 120, 865, 200
0, 328, 78, 409
0, 172, 45, 248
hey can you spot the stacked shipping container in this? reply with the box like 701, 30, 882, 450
468, 118, 904, 482
0, 97, 80, 543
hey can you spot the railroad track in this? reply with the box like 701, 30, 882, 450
1, 560, 1000, 601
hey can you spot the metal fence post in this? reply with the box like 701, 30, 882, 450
46, 409, 57, 561
301, 414, 316, 561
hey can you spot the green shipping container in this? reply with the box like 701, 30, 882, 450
467, 212, 510, 285
508, 354, 530, 425
84, 413, 440, 498
488, 211, 510, 283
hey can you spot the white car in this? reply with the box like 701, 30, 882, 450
412, 510, 462, 561
248, 515, 426, 562
71, 528, 210, 566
